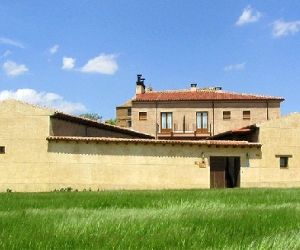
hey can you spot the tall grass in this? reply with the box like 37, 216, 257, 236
0, 188, 299, 249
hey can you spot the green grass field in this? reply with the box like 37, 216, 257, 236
0, 189, 299, 249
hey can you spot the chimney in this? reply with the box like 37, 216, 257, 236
136, 74, 145, 95
145, 86, 153, 92
190, 83, 197, 92
213, 86, 222, 91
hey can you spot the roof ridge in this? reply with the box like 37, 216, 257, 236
220, 90, 284, 99
139, 89, 283, 99
148, 88, 223, 93
147, 89, 191, 93
134, 88, 284, 101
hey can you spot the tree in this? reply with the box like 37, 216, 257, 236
79, 113, 102, 122
105, 118, 117, 125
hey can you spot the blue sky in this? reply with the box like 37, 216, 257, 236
0, 1, 300, 119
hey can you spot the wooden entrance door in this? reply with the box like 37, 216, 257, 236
210, 156, 241, 188
210, 157, 226, 188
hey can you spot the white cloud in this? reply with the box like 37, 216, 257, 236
3, 60, 29, 76
49, 44, 59, 54
236, 6, 261, 26
0, 89, 87, 114
62, 57, 75, 70
272, 19, 300, 37
0, 50, 12, 59
81, 53, 118, 75
0, 37, 25, 48
224, 62, 246, 72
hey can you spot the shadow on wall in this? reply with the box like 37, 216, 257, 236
47, 141, 216, 158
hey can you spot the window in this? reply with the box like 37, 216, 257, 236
280, 157, 288, 168
196, 112, 208, 132
127, 120, 132, 127
275, 155, 292, 168
127, 108, 132, 116
139, 112, 147, 120
0, 146, 5, 154
243, 110, 251, 120
223, 111, 231, 120
161, 112, 173, 131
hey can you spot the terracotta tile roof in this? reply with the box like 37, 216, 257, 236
134, 90, 284, 102
47, 136, 261, 148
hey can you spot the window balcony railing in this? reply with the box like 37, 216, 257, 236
158, 123, 210, 139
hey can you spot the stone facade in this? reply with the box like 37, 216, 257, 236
242, 114, 300, 187
116, 100, 132, 128
0, 100, 299, 192
116, 77, 283, 139
131, 100, 281, 138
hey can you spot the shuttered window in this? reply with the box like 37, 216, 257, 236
223, 111, 231, 120
243, 110, 251, 120
139, 112, 147, 120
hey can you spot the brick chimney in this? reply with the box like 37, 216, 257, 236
136, 74, 145, 95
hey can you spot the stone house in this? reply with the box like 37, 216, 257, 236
116, 100, 132, 128
0, 99, 299, 191
116, 75, 284, 139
